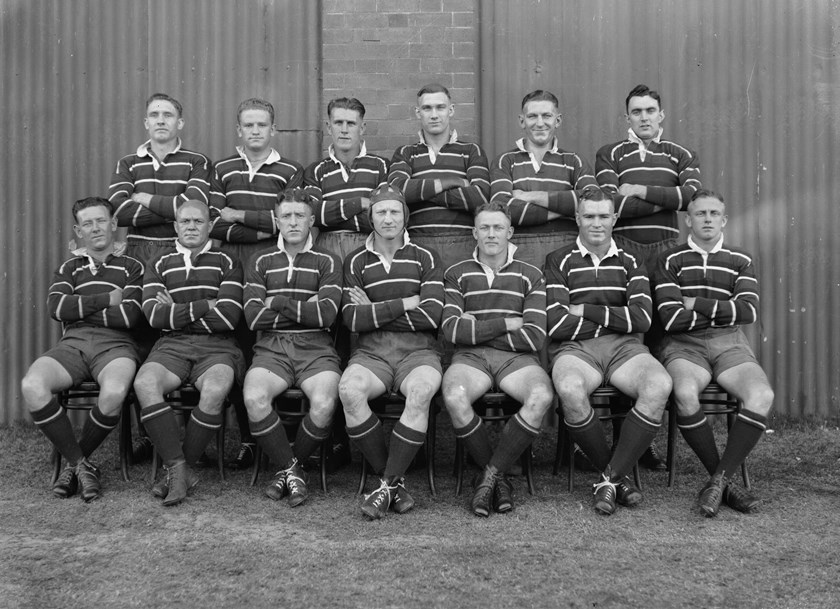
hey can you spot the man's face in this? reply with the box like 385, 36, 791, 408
237, 108, 275, 155
144, 99, 184, 145
519, 100, 560, 148
275, 201, 314, 246
416, 92, 454, 137
370, 199, 405, 240
626, 95, 664, 142
328, 108, 365, 155
473, 210, 513, 258
576, 199, 617, 250
74, 205, 116, 253
686, 196, 727, 244
175, 204, 211, 249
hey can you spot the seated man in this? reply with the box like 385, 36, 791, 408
242, 188, 343, 507
210, 97, 304, 470
441, 202, 554, 517
21, 196, 143, 502
338, 184, 444, 520
546, 187, 672, 515
133, 200, 244, 506
655, 189, 773, 517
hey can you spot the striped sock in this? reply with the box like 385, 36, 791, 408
140, 402, 184, 465
677, 410, 719, 475
454, 414, 493, 469
78, 406, 120, 458
347, 414, 387, 476
183, 408, 223, 466
293, 414, 330, 462
31, 397, 83, 465
384, 421, 426, 481
250, 410, 294, 469
609, 408, 660, 479
489, 413, 540, 473
716, 409, 767, 478
566, 409, 611, 471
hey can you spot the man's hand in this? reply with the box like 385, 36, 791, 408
511, 189, 549, 207
155, 290, 174, 305
348, 286, 372, 306
504, 316, 524, 332
256, 231, 273, 240
402, 295, 421, 311
264, 296, 275, 309
682, 296, 696, 310
108, 288, 123, 307
568, 304, 584, 317
360, 197, 371, 210
307, 294, 319, 303
437, 177, 471, 192
219, 208, 246, 223
206, 298, 218, 309
461, 312, 477, 321
618, 183, 647, 198
131, 193, 153, 207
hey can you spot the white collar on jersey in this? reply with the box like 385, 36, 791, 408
175, 238, 212, 275
687, 234, 725, 255
627, 128, 662, 162
69, 242, 127, 274
276, 231, 314, 254
472, 242, 518, 282
328, 141, 369, 181
576, 236, 619, 264
136, 139, 183, 170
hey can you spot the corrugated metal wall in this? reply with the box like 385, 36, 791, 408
0, 0, 321, 424
479, 0, 840, 418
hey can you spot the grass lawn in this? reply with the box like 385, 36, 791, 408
1, 415, 838, 609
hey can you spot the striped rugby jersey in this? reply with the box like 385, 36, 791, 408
142, 242, 242, 334
210, 148, 303, 243
388, 130, 490, 235
595, 129, 701, 244
490, 138, 598, 234
342, 233, 443, 334
545, 238, 652, 342
654, 235, 759, 332
48, 247, 144, 332
244, 235, 342, 333
442, 245, 546, 353
109, 139, 211, 241
303, 144, 389, 233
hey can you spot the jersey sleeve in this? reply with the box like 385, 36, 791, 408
269, 253, 343, 329
146, 155, 212, 219
47, 262, 112, 322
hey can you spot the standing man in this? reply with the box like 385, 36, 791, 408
388, 83, 490, 270
546, 187, 672, 515
21, 197, 143, 502
655, 189, 773, 517
338, 184, 444, 520
441, 202, 554, 517
303, 97, 389, 261
490, 90, 598, 267
108, 93, 212, 462
210, 98, 304, 471
242, 189, 343, 508
133, 200, 244, 506
595, 84, 701, 469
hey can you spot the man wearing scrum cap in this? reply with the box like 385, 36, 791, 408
338, 184, 444, 520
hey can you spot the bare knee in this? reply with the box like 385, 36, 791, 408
243, 386, 272, 421
339, 374, 368, 417
133, 369, 163, 404
308, 392, 337, 427
744, 385, 774, 417
553, 374, 587, 405
97, 383, 131, 417
21, 374, 51, 410
442, 382, 473, 419
637, 371, 672, 410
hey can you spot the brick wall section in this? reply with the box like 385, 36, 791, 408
321, 0, 479, 159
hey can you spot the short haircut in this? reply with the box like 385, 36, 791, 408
578, 186, 614, 212
625, 84, 662, 112
521, 90, 560, 112
327, 97, 366, 120
72, 196, 113, 223
176, 199, 210, 219
146, 93, 183, 117
417, 83, 451, 101
690, 188, 726, 204
277, 187, 316, 213
474, 201, 511, 222
237, 98, 275, 124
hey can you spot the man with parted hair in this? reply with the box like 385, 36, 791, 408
388, 83, 490, 270
546, 186, 672, 516
655, 189, 773, 517
490, 89, 598, 267
338, 184, 444, 520
441, 201, 554, 517
133, 200, 244, 507
241, 188, 343, 508
304, 97, 390, 261
21, 196, 144, 502
209, 97, 304, 470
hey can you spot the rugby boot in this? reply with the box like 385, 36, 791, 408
76, 459, 102, 503
264, 469, 288, 501
723, 481, 760, 513
285, 460, 309, 508
153, 464, 199, 499
162, 461, 196, 507
391, 478, 415, 514
53, 465, 78, 499
232, 443, 256, 470
361, 478, 395, 520
639, 444, 667, 471
615, 476, 643, 507
471, 465, 499, 517
493, 473, 514, 513
697, 472, 727, 517
593, 467, 618, 515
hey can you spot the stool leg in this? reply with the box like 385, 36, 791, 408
51, 448, 62, 485
357, 459, 368, 495
567, 430, 575, 493
454, 438, 464, 496
119, 400, 132, 482
426, 408, 437, 497
524, 449, 535, 495
667, 400, 677, 488
250, 445, 263, 487
319, 441, 328, 493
